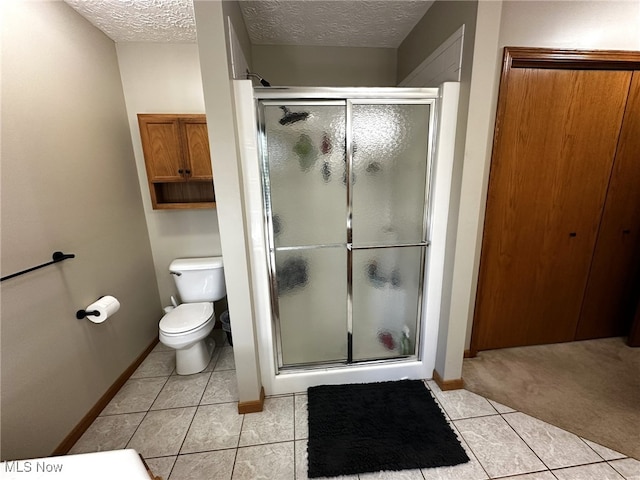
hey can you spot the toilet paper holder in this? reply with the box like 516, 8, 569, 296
76, 309, 100, 320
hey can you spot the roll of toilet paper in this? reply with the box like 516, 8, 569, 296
85, 295, 120, 324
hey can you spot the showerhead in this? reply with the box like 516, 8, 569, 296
246, 70, 271, 87
279, 106, 309, 125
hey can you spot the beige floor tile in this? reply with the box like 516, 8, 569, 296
498, 472, 556, 480
421, 424, 488, 480
152, 341, 173, 353
200, 370, 239, 404
145, 456, 176, 480
239, 396, 294, 446
233, 442, 294, 480
69, 412, 145, 454
582, 439, 627, 461
454, 415, 546, 478
181, 403, 244, 453
503, 412, 601, 469
101, 377, 167, 415
432, 389, 498, 420
426, 379, 441, 393
201, 347, 221, 373
609, 457, 640, 480
127, 407, 196, 458
131, 351, 176, 378
151, 372, 211, 410
294, 393, 308, 440
169, 449, 235, 480
488, 399, 516, 414
71, 365, 636, 480
214, 346, 236, 371
552, 462, 625, 480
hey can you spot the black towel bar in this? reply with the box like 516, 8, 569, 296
0, 251, 75, 282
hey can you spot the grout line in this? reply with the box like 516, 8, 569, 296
292, 393, 297, 443
607, 459, 633, 479
174, 405, 199, 458
76, 371, 632, 479
124, 409, 152, 451
448, 422, 492, 480
236, 408, 246, 449
448, 412, 503, 422
549, 460, 617, 476
577, 436, 608, 462
123, 373, 171, 444
499, 411, 553, 473
193, 370, 214, 406
577, 436, 627, 462
165, 455, 178, 480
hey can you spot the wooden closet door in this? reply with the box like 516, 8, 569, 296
576, 72, 640, 340
473, 68, 631, 351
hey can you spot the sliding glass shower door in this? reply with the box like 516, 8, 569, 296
258, 94, 433, 369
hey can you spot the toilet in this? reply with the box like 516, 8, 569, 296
159, 257, 226, 375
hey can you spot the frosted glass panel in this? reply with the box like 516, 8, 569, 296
351, 104, 430, 246
352, 246, 423, 361
264, 104, 346, 247
276, 247, 348, 365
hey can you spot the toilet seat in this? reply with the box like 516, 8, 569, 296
159, 302, 213, 335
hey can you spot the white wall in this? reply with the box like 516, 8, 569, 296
194, 1, 263, 404
499, 1, 640, 50
116, 43, 221, 307
396, 0, 478, 382
451, 0, 640, 370
251, 45, 397, 86
1, 2, 160, 460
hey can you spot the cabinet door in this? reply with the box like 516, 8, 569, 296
182, 117, 213, 180
473, 68, 631, 351
576, 72, 640, 340
138, 115, 184, 182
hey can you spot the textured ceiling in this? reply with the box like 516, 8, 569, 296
240, 1, 434, 48
64, 0, 433, 48
64, 0, 197, 43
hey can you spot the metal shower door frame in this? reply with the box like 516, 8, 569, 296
254, 87, 439, 373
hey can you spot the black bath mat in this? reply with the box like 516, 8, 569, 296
307, 380, 469, 478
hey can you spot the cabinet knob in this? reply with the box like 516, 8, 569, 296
569, 232, 577, 237
178, 169, 184, 174
185, 169, 191, 175
623, 229, 631, 234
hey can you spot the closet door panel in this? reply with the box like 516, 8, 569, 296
473, 68, 631, 351
576, 72, 640, 340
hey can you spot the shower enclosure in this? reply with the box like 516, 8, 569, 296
257, 89, 435, 369
235, 85, 459, 393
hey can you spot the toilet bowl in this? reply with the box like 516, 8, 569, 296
158, 257, 226, 375
160, 302, 216, 375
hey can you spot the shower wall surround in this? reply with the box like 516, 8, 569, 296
234, 82, 461, 395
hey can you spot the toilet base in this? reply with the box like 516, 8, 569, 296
175, 335, 215, 375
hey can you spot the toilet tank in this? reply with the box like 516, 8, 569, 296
170, 257, 226, 303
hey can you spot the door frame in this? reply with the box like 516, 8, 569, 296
470, 47, 640, 355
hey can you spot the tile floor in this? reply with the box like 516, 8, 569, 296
70, 331, 640, 480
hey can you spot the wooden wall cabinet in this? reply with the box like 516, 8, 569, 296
138, 114, 215, 210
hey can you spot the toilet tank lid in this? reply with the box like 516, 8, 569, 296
170, 257, 223, 271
